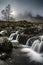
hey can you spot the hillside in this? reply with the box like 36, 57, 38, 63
0, 18, 43, 27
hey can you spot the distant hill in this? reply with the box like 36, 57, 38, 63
0, 17, 43, 27
25, 17, 43, 24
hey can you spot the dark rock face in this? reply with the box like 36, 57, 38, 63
18, 35, 30, 45
0, 38, 13, 60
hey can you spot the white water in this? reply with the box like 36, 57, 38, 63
26, 35, 43, 53
21, 47, 43, 63
8, 33, 43, 63
26, 38, 32, 47
31, 39, 40, 52
20, 35, 43, 63
8, 31, 19, 41
31, 35, 43, 53
8, 31, 19, 47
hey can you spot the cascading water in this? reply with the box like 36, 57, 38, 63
8, 31, 19, 41
20, 35, 43, 63
31, 35, 43, 53
26, 38, 32, 47
38, 41, 43, 53
31, 39, 40, 52
26, 35, 43, 53
8, 31, 19, 47
37, 36, 43, 53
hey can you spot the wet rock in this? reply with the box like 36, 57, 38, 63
1, 53, 7, 60
0, 60, 8, 65
0, 38, 13, 53
18, 35, 29, 45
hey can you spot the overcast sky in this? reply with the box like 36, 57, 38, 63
0, 0, 43, 20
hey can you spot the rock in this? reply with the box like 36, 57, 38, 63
18, 35, 29, 45
0, 60, 8, 65
1, 53, 7, 60
0, 38, 13, 53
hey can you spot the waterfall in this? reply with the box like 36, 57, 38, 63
26, 35, 43, 53
16, 34, 19, 41
8, 31, 19, 47
20, 35, 43, 63
31, 40, 40, 52
31, 35, 43, 53
21, 48, 43, 63
38, 41, 43, 53
26, 38, 32, 47
8, 31, 19, 41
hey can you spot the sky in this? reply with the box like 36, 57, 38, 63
0, 0, 43, 20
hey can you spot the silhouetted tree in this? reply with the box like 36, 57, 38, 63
1, 4, 15, 21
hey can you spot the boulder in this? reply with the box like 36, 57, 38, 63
0, 38, 13, 53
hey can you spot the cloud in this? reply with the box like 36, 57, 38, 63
16, 11, 32, 19
0, 0, 43, 20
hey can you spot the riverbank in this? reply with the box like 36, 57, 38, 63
0, 48, 42, 65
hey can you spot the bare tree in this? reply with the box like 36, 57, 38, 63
1, 4, 15, 21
